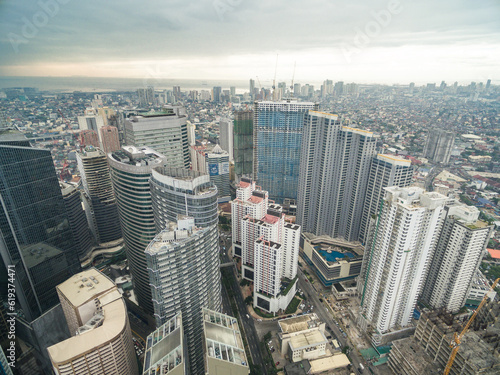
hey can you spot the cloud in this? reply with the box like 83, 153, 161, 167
0, 0, 499, 82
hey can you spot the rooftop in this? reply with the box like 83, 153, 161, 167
143, 313, 183, 375
279, 314, 321, 334
47, 269, 127, 364
289, 330, 327, 350
56, 268, 116, 307
203, 308, 248, 368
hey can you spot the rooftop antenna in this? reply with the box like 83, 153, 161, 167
290, 61, 296, 98
272, 54, 278, 101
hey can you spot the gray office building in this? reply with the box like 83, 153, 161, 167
146, 217, 220, 375
358, 154, 414, 244
108, 146, 167, 314
423, 129, 455, 164
297, 111, 376, 242
77, 146, 122, 244
125, 106, 190, 169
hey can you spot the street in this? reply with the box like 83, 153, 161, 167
297, 267, 366, 372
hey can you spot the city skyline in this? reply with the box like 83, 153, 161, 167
0, 1, 498, 84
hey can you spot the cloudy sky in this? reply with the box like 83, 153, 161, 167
0, 0, 499, 84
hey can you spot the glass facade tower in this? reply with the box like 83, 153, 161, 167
253, 99, 317, 203
0, 136, 80, 321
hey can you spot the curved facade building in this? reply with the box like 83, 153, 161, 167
150, 167, 218, 230
77, 146, 122, 244
146, 217, 221, 375
108, 146, 167, 314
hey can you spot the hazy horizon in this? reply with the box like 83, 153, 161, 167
1, 0, 498, 85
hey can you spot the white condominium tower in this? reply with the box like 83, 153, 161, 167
124, 106, 190, 169
297, 111, 377, 242
145, 217, 220, 375
231, 177, 269, 275
231, 178, 301, 313
358, 187, 448, 345
422, 203, 493, 313
359, 154, 414, 244
219, 118, 234, 162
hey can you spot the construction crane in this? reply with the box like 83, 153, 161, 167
272, 54, 278, 101
443, 277, 500, 375
290, 61, 296, 98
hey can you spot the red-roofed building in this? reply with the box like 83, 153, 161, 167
488, 249, 500, 260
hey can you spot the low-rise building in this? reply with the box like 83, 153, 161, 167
278, 314, 327, 362
301, 233, 364, 286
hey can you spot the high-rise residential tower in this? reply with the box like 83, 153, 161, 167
423, 129, 455, 164
231, 178, 301, 313
80, 129, 100, 148
358, 187, 447, 345
233, 110, 253, 180
77, 146, 122, 244
150, 167, 219, 230
99, 125, 120, 153
124, 106, 190, 169
422, 203, 493, 313
0, 129, 81, 321
145, 216, 221, 375
47, 269, 138, 375
253, 99, 317, 202
219, 118, 233, 162
359, 154, 414, 244
108, 146, 167, 314
297, 111, 377, 242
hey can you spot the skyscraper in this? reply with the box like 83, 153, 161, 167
219, 118, 233, 162
125, 106, 190, 169
253, 99, 317, 202
99, 125, 120, 153
108, 146, 167, 314
77, 146, 122, 244
212, 86, 222, 103
47, 269, 138, 375
297, 111, 376, 242
205, 145, 231, 201
145, 216, 221, 375
150, 167, 219, 229
0, 129, 81, 321
358, 154, 414, 244
137, 86, 155, 107
358, 187, 447, 345
249, 79, 255, 99
79, 129, 100, 148
60, 182, 94, 259
422, 203, 493, 313
423, 129, 455, 164
233, 110, 253, 180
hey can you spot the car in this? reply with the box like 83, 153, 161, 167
257, 318, 262, 322
246, 314, 250, 319
276, 361, 280, 365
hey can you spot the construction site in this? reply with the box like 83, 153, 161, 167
388, 303, 500, 375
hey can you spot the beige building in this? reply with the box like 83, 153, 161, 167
278, 314, 328, 362
47, 269, 138, 375
143, 312, 185, 375
203, 308, 249, 374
